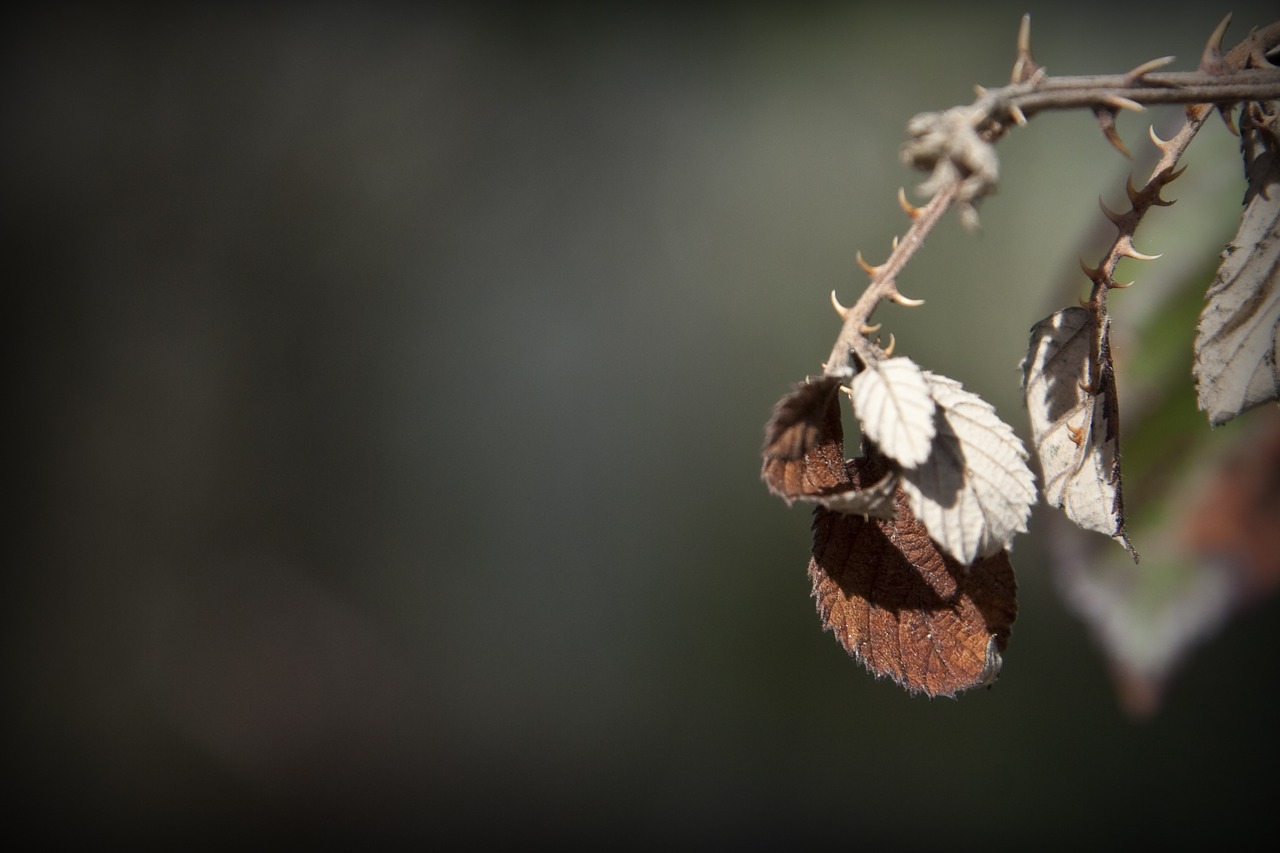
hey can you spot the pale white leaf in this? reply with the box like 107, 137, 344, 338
1022, 307, 1132, 552
849, 356, 936, 467
1193, 152, 1280, 427
897, 371, 1037, 565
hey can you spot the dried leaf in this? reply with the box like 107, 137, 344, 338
1193, 146, 1280, 426
849, 356, 936, 468
898, 372, 1037, 565
761, 377, 849, 500
814, 467, 900, 520
809, 458, 1017, 697
1023, 307, 1133, 555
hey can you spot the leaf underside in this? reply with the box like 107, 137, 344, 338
809, 457, 1017, 698
1023, 307, 1133, 555
850, 356, 936, 467
900, 371, 1037, 564
1194, 145, 1280, 426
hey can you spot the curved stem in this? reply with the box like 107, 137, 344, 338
823, 181, 958, 376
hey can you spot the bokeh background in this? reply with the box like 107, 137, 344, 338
9, 1, 1280, 845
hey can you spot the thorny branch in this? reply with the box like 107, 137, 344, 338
822, 14, 1280, 380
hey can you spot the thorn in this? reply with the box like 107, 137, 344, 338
1011, 14, 1039, 84
1098, 196, 1128, 226
856, 251, 882, 277
882, 333, 896, 357
1200, 14, 1232, 72
1123, 245, 1163, 262
1079, 379, 1098, 395
1111, 280, 1134, 289
1066, 422, 1086, 446
1147, 124, 1172, 151
1125, 176, 1142, 206
1080, 258, 1103, 281
889, 290, 925, 308
1099, 94, 1145, 114
1125, 55, 1176, 82
831, 290, 850, 319
1217, 104, 1240, 136
860, 322, 881, 334
974, 84, 989, 96
897, 187, 920, 218
1009, 104, 1028, 126
1079, 297, 1091, 309
1148, 170, 1180, 206
1095, 108, 1131, 157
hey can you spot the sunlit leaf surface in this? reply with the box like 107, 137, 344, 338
1023, 307, 1133, 555
898, 371, 1036, 564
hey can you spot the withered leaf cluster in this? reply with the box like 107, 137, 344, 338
762, 14, 1280, 707
762, 359, 1033, 697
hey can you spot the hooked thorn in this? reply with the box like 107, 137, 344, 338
1125, 176, 1143, 206
1079, 258, 1103, 281
1066, 422, 1086, 447
1098, 196, 1128, 226
882, 333, 897, 357
1079, 297, 1092, 310
1078, 378, 1098, 395
1099, 94, 1145, 114
1009, 104, 1028, 126
856, 251, 882, 277
1111, 280, 1134, 290
1217, 104, 1240, 136
1095, 108, 1131, 158
1200, 13, 1232, 73
1125, 55, 1176, 82
1147, 124, 1172, 151
889, 290, 925, 308
830, 290, 850, 319
1122, 245, 1162, 262
897, 187, 920, 218
860, 322, 881, 334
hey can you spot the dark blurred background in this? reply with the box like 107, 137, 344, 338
8, 1, 1280, 845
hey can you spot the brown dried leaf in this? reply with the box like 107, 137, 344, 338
761, 377, 849, 500
809, 457, 1018, 697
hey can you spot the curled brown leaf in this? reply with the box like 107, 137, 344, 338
761, 377, 849, 500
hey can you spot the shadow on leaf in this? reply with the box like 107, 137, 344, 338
809, 458, 1017, 697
